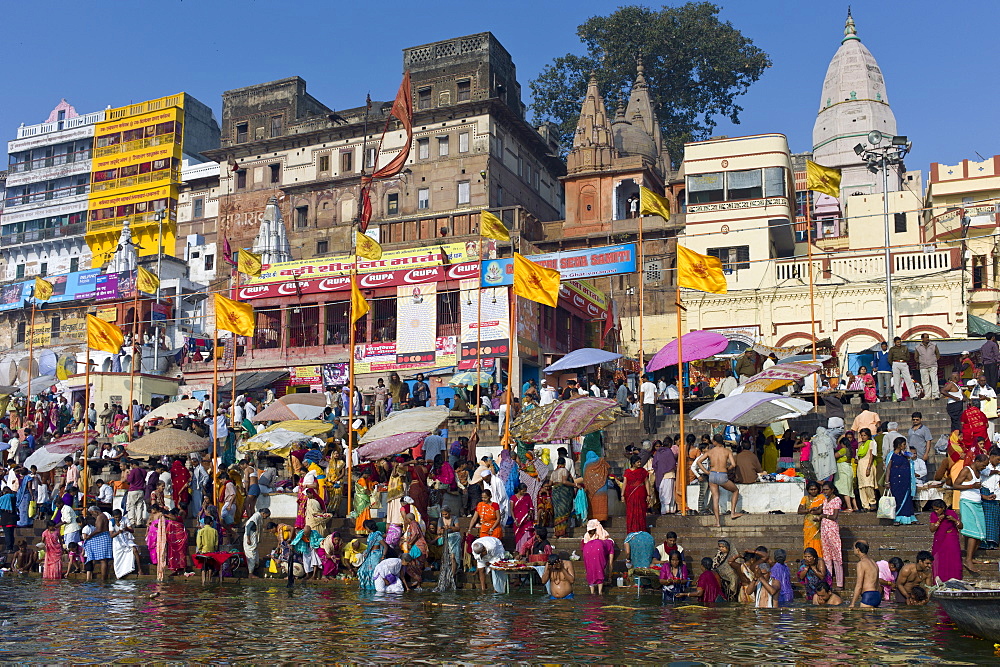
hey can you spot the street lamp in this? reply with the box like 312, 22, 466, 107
854, 132, 911, 340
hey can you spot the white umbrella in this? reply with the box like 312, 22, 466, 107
139, 398, 203, 425
689, 392, 814, 426
18, 375, 58, 395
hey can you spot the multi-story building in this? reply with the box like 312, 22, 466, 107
1, 100, 104, 281
85, 93, 219, 269
924, 156, 1000, 329
178, 33, 578, 399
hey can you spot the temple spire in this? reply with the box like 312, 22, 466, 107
566, 72, 615, 173
843, 7, 859, 43
252, 197, 292, 265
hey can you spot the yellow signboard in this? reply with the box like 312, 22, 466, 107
87, 185, 176, 211
61, 317, 85, 340
96, 307, 118, 322
96, 106, 182, 137
30, 330, 51, 346
91, 144, 180, 172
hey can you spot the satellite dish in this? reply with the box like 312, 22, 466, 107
56, 355, 78, 381
38, 349, 58, 377
16, 356, 38, 383
0, 359, 16, 385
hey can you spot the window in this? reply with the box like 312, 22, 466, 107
457, 180, 470, 205
457, 79, 471, 102
288, 305, 320, 347
387, 193, 399, 215
372, 296, 397, 342
341, 150, 353, 173
317, 240, 329, 254
437, 290, 460, 335
496, 184, 503, 206
318, 155, 330, 172
192, 197, 204, 219
764, 167, 786, 197
494, 134, 505, 159
75, 176, 87, 195
296, 205, 309, 228
40, 262, 47, 275
270, 115, 282, 138
418, 138, 430, 160
269, 163, 281, 184
324, 302, 351, 345
459, 132, 469, 153
204, 254, 215, 271
366, 148, 376, 170
253, 307, 282, 349
70, 257, 79, 273
16, 264, 25, 279
236, 170, 247, 189
707, 246, 750, 272
50, 316, 61, 337
517, 156, 523, 177
236, 123, 248, 143
438, 136, 449, 157
687, 172, 725, 204
417, 188, 429, 210
973, 255, 987, 289
726, 169, 763, 200
418, 87, 432, 110
894, 212, 907, 233
16, 322, 25, 344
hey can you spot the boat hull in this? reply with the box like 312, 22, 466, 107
933, 588, 1000, 643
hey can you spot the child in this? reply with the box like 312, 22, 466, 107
65, 542, 84, 575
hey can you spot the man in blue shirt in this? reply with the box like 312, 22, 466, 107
873, 341, 893, 401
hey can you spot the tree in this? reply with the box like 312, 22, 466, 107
529, 3, 771, 165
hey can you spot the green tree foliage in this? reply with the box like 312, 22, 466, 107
529, 3, 771, 164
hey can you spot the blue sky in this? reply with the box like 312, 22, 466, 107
2, 1, 996, 175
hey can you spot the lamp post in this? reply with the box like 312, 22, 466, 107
854, 132, 911, 341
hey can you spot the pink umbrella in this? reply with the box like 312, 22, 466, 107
647, 330, 729, 372
46, 430, 101, 453
357, 432, 428, 460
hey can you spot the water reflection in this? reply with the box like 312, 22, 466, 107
0, 578, 994, 663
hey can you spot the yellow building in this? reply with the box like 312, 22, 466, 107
924, 156, 1000, 323
85, 93, 219, 268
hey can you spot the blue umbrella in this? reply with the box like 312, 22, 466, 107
543, 348, 622, 373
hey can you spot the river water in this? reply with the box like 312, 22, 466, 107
0, 578, 994, 663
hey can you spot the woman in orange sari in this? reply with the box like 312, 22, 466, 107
797, 480, 825, 558
583, 452, 611, 521
469, 488, 502, 537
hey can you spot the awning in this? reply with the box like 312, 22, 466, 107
968, 314, 1000, 337
223, 370, 289, 393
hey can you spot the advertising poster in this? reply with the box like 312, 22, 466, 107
480, 243, 637, 287
459, 279, 509, 365
395, 283, 436, 365
353, 336, 456, 374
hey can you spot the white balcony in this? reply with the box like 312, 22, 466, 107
774, 249, 953, 285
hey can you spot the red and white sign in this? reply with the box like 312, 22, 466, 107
238, 262, 481, 300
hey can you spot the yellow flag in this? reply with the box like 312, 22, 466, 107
214, 293, 255, 336
479, 210, 510, 242
34, 276, 53, 301
806, 160, 842, 198
677, 245, 727, 294
350, 275, 370, 324
639, 186, 671, 221
513, 252, 560, 307
355, 232, 383, 261
237, 250, 263, 277
136, 266, 160, 294
86, 314, 124, 354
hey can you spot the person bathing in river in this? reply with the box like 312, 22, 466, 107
850, 540, 881, 608
540, 554, 575, 599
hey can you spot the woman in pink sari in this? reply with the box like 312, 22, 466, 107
511, 483, 535, 545
42, 520, 63, 580
147, 505, 163, 566
163, 509, 189, 574
929, 498, 963, 582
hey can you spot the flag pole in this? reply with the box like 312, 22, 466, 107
230, 268, 240, 416
475, 226, 483, 437
26, 297, 36, 418
82, 349, 91, 507
212, 326, 219, 504
501, 287, 516, 449
127, 282, 139, 442
347, 258, 356, 516
638, 211, 645, 387
676, 279, 688, 515
806, 197, 819, 408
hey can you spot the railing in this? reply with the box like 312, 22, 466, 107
15, 111, 106, 139
774, 249, 954, 284
93, 132, 181, 159
4, 182, 89, 208
774, 260, 822, 282
91, 168, 179, 193
7, 149, 90, 173
0, 223, 86, 247
86, 210, 176, 233
894, 250, 951, 275
105, 95, 184, 121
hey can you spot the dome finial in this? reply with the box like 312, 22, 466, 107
843, 6, 859, 42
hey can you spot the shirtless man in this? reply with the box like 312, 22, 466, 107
541, 554, 575, 599
702, 435, 743, 527
850, 540, 881, 608
813, 580, 843, 606
895, 551, 934, 604
84, 506, 113, 582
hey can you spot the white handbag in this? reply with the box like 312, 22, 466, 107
876, 494, 896, 520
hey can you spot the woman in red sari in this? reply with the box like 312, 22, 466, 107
623, 455, 650, 534
408, 459, 431, 524
163, 509, 189, 574
42, 520, 63, 580
171, 458, 192, 514
511, 483, 535, 545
